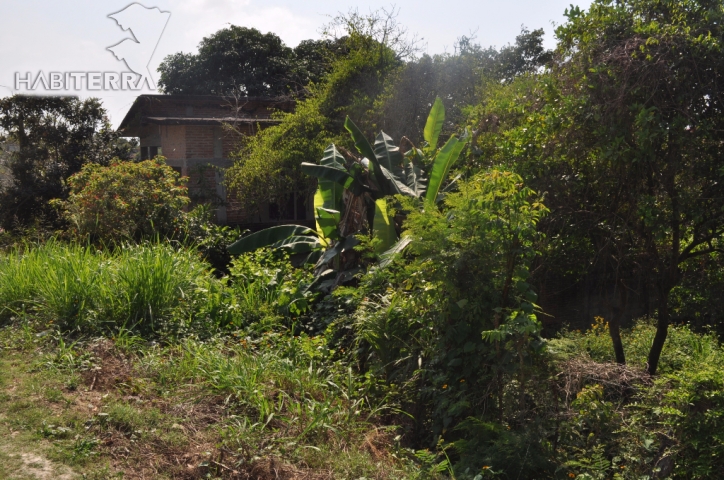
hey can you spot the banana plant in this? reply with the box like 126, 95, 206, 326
227, 97, 468, 286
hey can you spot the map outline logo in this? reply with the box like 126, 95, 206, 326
106, 3, 171, 90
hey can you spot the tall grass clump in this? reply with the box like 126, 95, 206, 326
0, 241, 224, 336
0, 241, 105, 327
34, 243, 106, 331
108, 244, 209, 335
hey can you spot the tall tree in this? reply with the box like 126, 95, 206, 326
476, 0, 724, 374
157, 26, 346, 97
0, 95, 134, 229
557, 0, 724, 375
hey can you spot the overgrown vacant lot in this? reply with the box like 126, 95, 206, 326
0, 324, 415, 479
2, 241, 724, 479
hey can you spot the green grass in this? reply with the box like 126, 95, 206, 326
0, 317, 425, 479
0, 241, 312, 339
0, 242, 433, 478
0, 241, 224, 336
141, 334, 416, 478
550, 316, 724, 373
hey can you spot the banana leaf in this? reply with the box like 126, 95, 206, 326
314, 144, 346, 211
424, 97, 445, 154
374, 131, 404, 175
344, 117, 376, 165
302, 163, 367, 196
379, 164, 417, 197
379, 236, 413, 268
345, 116, 388, 196
373, 198, 397, 253
270, 235, 322, 253
228, 225, 314, 255
425, 129, 469, 206
317, 235, 360, 266
403, 161, 427, 198
315, 207, 341, 240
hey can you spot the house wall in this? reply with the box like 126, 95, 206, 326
151, 123, 259, 225
128, 95, 296, 227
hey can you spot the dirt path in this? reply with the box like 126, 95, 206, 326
0, 446, 76, 480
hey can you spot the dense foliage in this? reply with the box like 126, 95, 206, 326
470, 0, 724, 374
55, 158, 189, 243
158, 26, 347, 96
4, 1, 724, 478
225, 14, 406, 213
0, 95, 135, 229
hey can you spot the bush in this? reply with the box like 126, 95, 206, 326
553, 319, 724, 479
56, 158, 189, 244
228, 248, 316, 330
175, 203, 242, 276
327, 170, 552, 476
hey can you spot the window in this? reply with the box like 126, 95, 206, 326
269, 193, 307, 221
140, 146, 162, 160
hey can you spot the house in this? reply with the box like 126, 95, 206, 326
117, 94, 313, 228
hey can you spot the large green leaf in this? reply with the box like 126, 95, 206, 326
270, 235, 322, 253
315, 145, 346, 211
320, 143, 345, 169
310, 145, 345, 239
374, 131, 404, 174
344, 117, 376, 165
344, 116, 388, 195
302, 163, 351, 185
373, 198, 396, 253
302, 163, 364, 194
403, 161, 427, 198
379, 164, 416, 197
317, 235, 360, 266
423, 97, 445, 153
424, 130, 469, 206
228, 225, 314, 255
379, 236, 413, 268
313, 189, 329, 244
315, 207, 341, 240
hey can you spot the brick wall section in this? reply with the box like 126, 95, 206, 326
185, 126, 214, 159
122, 96, 293, 226
161, 125, 186, 160
225, 189, 248, 224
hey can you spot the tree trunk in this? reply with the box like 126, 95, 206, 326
608, 284, 627, 364
646, 286, 671, 376
609, 316, 626, 365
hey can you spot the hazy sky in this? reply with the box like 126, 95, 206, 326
0, 0, 591, 127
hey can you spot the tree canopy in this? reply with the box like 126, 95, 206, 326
0, 95, 135, 229
471, 0, 724, 374
157, 26, 347, 97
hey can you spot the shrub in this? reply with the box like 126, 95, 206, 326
330, 170, 552, 476
56, 158, 189, 244
553, 319, 724, 479
174, 203, 241, 275
228, 248, 316, 330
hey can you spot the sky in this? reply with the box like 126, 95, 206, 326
0, 0, 592, 128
